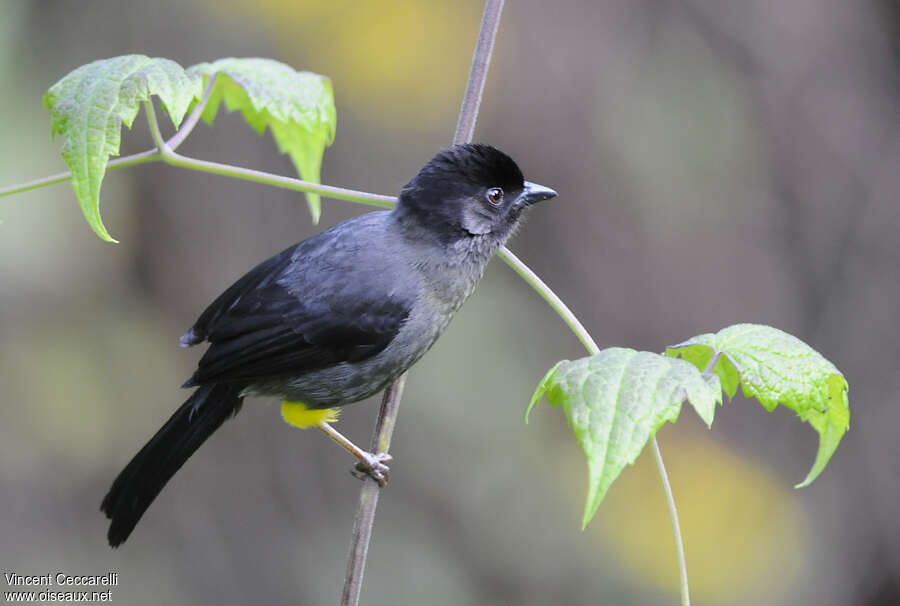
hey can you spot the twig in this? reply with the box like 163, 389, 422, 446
142, 98, 396, 208
0, 143, 393, 207
652, 439, 690, 606
340, 376, 406, 606
340, 1, 505, 604
497, 247, 598, 354
0, 151, 159, 198
453, 0, 505, 145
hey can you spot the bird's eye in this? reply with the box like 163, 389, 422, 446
486, 188, 504, 205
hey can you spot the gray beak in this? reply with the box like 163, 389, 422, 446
519, 181, 558, 206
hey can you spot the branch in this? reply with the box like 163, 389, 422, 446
0, 151, 159, 198
0, 150, 392, 209
497, 247, 598, 354
453, 0, 505, 144
340, 375, 406, 606
341, 1, 505, 604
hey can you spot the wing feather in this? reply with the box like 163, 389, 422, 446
181, 213, 412, 387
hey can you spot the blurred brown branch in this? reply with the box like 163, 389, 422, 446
339, 2, 505, 605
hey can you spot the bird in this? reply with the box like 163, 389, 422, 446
100, 143, 557, 546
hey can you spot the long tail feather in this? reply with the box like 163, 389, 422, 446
101, 383, 243, 547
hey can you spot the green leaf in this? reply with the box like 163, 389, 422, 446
188, 58, 337, 223
526, 361, 561, 423
530, 348, 721, 528
665, 333, 741, 399
43, 55, 202, 242
667, 323, 850, 487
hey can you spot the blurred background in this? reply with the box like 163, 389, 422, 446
1, 1, 898, 604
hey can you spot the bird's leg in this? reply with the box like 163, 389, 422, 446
316, 421, 392, 486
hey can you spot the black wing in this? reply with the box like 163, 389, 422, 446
181, 214, 412, 387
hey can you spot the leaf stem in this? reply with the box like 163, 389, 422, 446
497, 247, 599, 354
0, 151, 160, 198
498, 246, 691, 606
169, 151, 395, 207
703, 350, 722, 375
145, 97, 170, 153
652, 439, 691, 606
167, 74, 217, 150
144, 99, 396, 209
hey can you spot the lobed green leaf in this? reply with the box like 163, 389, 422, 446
529, 348, 721, 528
44, 55, 202, 241
667, 323, 850, 487
188, 58, 337, 223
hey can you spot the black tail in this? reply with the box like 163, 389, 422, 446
101, 383, 243, 547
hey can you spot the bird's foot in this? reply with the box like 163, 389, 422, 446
350, 452, 393, 486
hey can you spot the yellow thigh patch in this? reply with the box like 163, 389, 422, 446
281, 400, 339, 428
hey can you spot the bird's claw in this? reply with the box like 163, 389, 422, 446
350, 452, 393, 486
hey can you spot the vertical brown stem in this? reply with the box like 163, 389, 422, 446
339, 1, 506, 604
340, 376, 406, 606
454, 0, 506, 145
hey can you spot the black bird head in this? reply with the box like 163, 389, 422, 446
395, 144, 557, 242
